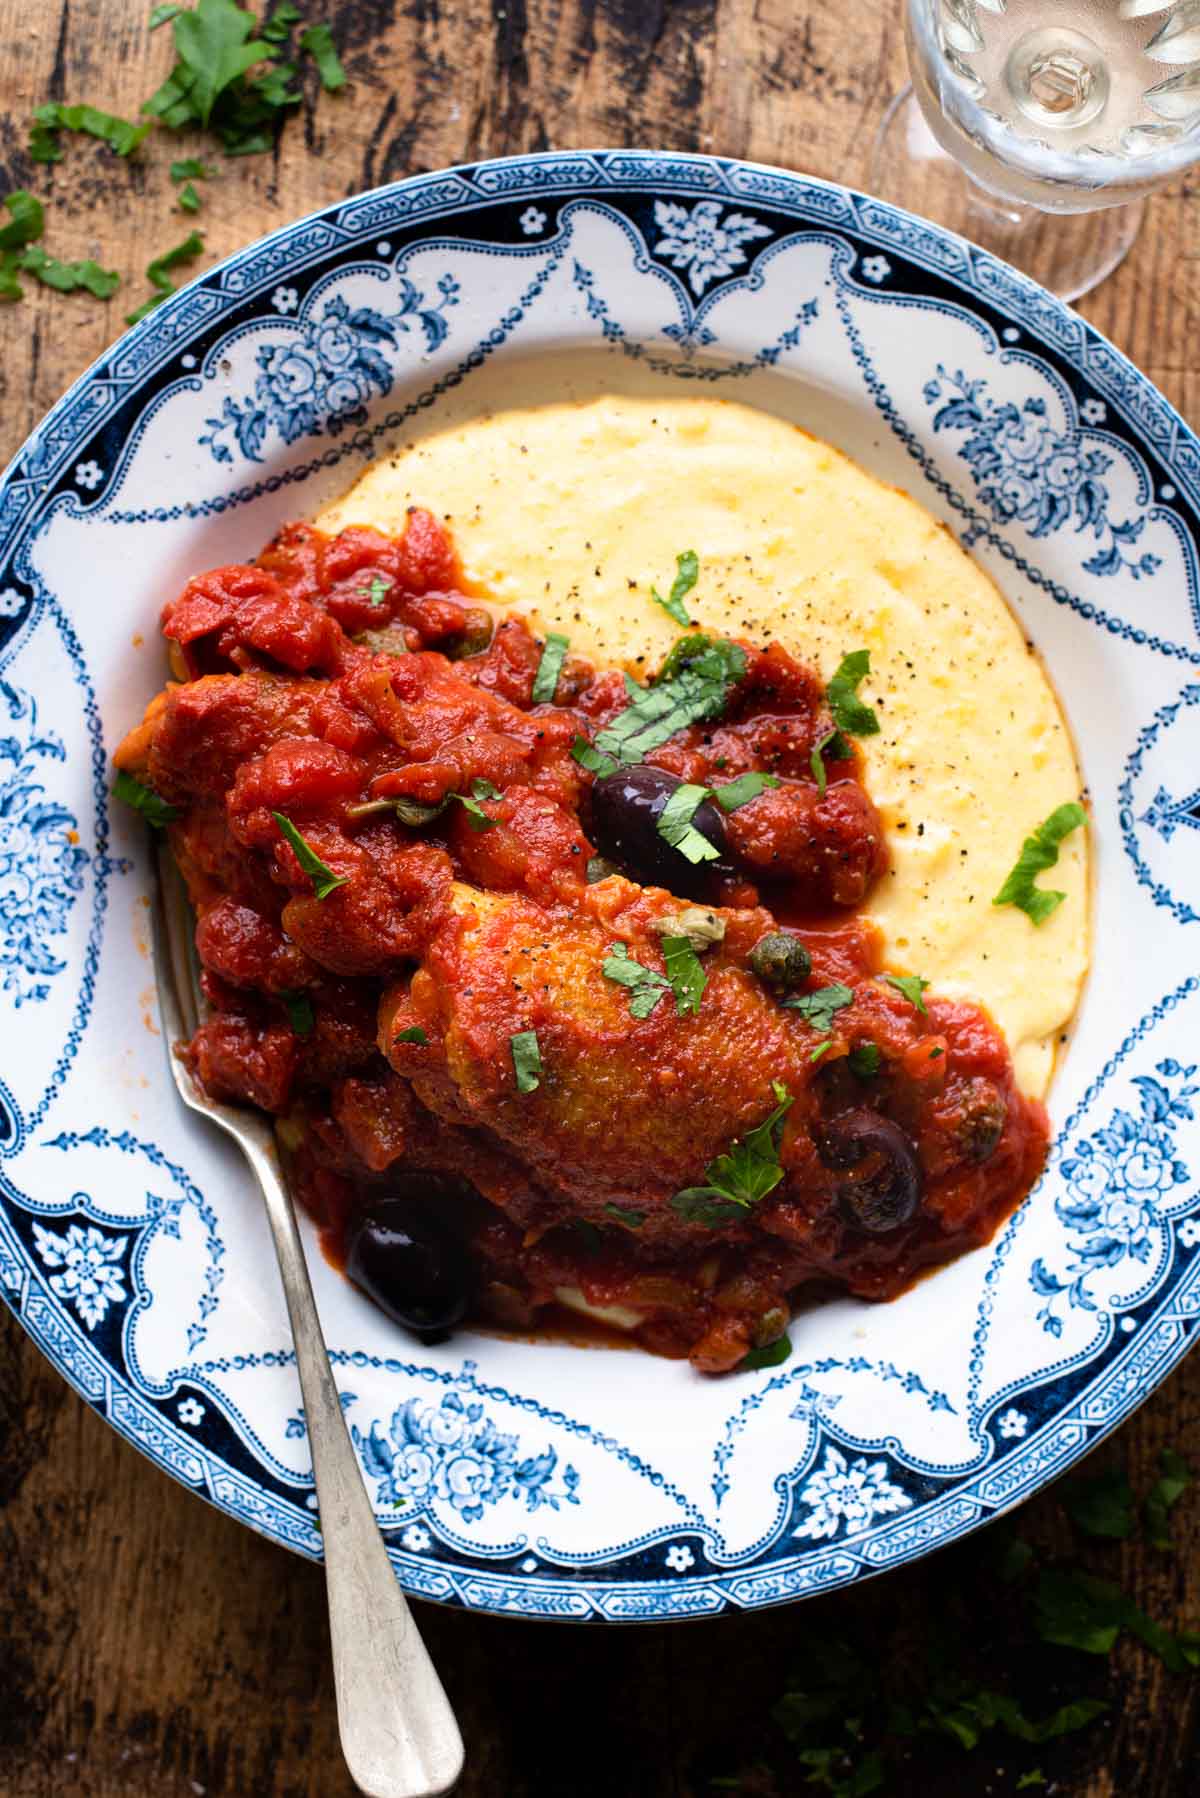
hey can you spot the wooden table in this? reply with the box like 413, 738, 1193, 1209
2, 5, 1198, 1794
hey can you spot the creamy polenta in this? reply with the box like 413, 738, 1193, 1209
318, 394, 1088, 1099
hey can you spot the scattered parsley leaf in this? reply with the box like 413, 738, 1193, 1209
14, 247, 121, 297
28, 101, 150, 163
713, 770, 779, 811
283, 992, 314, 1036
178, 182, 202, 212
993, 801, 1087, 925
1017, 1775, 1046, 1792
739, 1333, 792, 1372
1063, 1467, 1136, 1541
657, 782, 721, 865
0, 191, 44, 251
510, 1029, 541, 1094
848, 1043, 881, 1078
883, 973, 930, 1016
531, 630, 569, 704
125, 229, 204, 324
570, 734, 618, 780
260, 2, 302, 43
810, 725, 851, 797
661, 933, 706, 1016
1145, 1447, 1192, 1549
594, 634, 746, 766
454, 786, 498, 831
603, 1204, 645, 1229
165, 0, 273, 127
827, 649, 880, 738
170, 157, 213, 179
150, 3, 185, 26
113, 769, 178, 827
298, 22, 346, 89
650, 548, 699, 627
810, 1039, 833, 1063
671, 1082, 793, 1223
782, 982, 854, 1033
1034, 1567, 1198, 1669
271, 811, 346, 898
394, 1025, 429, 1046
994, 1535, 1034, 1583
358, 573, 391, 607
601, 943, 669, 1019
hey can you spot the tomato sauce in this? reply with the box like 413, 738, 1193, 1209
116, 510, 1050, 1373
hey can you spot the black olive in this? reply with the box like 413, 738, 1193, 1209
590, 764, 734, 899
951, 1079, 1008, 1164
748, 931, 812, 992
817, 1108, 923, 1234
345, 1197, 471, 1342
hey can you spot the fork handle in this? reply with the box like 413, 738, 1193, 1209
242, 1129, 465, 1798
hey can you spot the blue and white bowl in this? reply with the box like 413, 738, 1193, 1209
2, 150, 1198, 1622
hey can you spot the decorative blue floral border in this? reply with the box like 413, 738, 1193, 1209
1, 150, 1199, 1621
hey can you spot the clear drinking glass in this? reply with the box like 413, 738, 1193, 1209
869, 1, 1200, 300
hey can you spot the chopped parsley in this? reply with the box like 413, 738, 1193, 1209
298, 21, 347, 88
782, 982, 854, 1033
810, 725, 850, 797
113, 769, 179, 827
510, 1029, 542, 1094
282, 992, 314, 1036
603, 1204, 646, 1229
712, 770, 779, 811
454, 778, 501, 832
170, 157, 213, 180
0, 191, 43, 251
650, 548, 699, 627
570, 734, 618, 780
883, 972, 930, 1015
739, 1333, 792, 1372
531, 630, 570, 704
358, 573, 391, 607
657, 782, 720, 865
1034, 1567, 1200, 1670
1063, 1468, 1136, 1541
670, 1082, 793, 1226
593, 634, 747, 766
849, 1043, 881, 1078
809, 1039, 833, 1064
271, 811, 346, 898
394, 1025, 429, 1046
1146, 1447, 1192, 1549
661, 933, 706, 1016
602, 943, 670, 1019
11, 247, 121, 299
826, 649, 880, 738
125, 229, 204, 325
993, 801, 1087, 925
29, 102, 150, 163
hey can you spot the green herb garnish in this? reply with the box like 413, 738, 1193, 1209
271, 811, 346, 898
531, 630, 569, 704
883, 973, 930, 1016
453, 778, 501, 832
739, 1334, 792, 1372
810, 725, 850, 797
283, 993, 314, 1036
28, 102, 150, 164
657, 782, 721, 865
782, 982, 854, 1033
827, 649, 879, 738
298, 21, 346, 88
848, 1043, 881, 1078
10, 247, 121, 298
570, 734, 618, 780
993, 801, 1087, 926
650, 549, 699, 627
594, 634, 747, 766
661, 933, 706, 1016
394, 1026, 429, 1046
1063, 1468, 1136, 1541
170, 156, 213, 179
178, 182, 202, 212
510, 1029, 542, 1094
125, 229, 204, 325
603, 1204, 646, 1229
602, 943, 669, 1019
713, 770, 779, 811
1146, 1447, 1192, 1549
671, 1082, 793, 1225
358, 574, 391, 607
1034, 1567, 1200, 1669
113, 769, 179, 827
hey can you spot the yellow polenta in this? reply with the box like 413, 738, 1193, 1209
318, 395, 1088, 1100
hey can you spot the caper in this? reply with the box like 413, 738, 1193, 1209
586, 854, 621, 884
443, 606, 495, 660
748, 931, 812, 992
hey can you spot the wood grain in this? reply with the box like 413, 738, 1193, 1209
1, 4, 1198, 1794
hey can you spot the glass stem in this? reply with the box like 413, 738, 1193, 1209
961, 172, 1037, 239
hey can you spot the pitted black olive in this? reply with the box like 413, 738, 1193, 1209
951, 1078, 1008, 1164
817, 1108, 923, 1234
345, 1197, 471, 1341
590, 764, 734, 899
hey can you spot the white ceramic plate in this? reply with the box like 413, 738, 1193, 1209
2, 150, 1199, 1621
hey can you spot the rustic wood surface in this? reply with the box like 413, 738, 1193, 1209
1, 3, 1198, 1794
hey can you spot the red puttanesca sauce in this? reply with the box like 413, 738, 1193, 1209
116, 510, 1050, 1373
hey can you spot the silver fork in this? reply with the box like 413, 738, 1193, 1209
151, 843, 465, 1798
